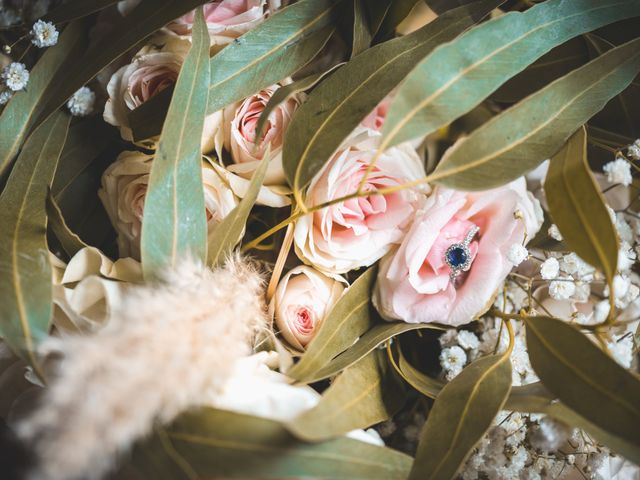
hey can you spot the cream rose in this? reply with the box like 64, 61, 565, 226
103, 37, 223, 152
223, 83, 301, 186
98, 151, 238, 259
274, 266, 345, 350
373, 179, 543, 326
294, 132, 427, 274
167, 0, 282, 51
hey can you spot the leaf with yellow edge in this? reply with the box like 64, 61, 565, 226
545, 127, 618, 285
287, 350, 404, 441
0, 111, 70, 369
431, 36, 640, 190
525, 316, 640, 449
409, 353, 512, 480
141, 7, 210, 278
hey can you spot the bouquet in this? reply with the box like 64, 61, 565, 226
0, 0, 639, 479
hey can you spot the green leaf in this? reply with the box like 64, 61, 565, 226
283, 0, 500, 194
33, 0, 208, 130
140, 8, 210, 278
0, 21, 84, 179
389, 342, 444, 399
128, 408, 412, 479
207, 153, 270, 268
431, 36, 640, 190
0, 112, 70, 369
525, 316, 640, 448
303, 322, 445, 384
287, 267, 378, 381
255, 66, 342, 142
288, 350, 404, 441
375, 0, 421, 40
409, 353, 512, 480
130, 0, 340, 141
383, 0, 640, 149
46, 193, 88, 258
545, 127, 618, 285
44, 0, 120, 24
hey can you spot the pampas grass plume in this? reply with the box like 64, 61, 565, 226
17, 255, 266, 480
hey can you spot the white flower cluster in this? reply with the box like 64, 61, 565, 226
1, 61, 29, 91
31, 19, 58, 48
603, 157, 633, 186
67, 86, 95, 117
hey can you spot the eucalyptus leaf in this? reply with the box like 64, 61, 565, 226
141, 8, 210, 278
409, 353, 512, 480
545, 127, 618, 285
130, 0, 341, 140
34, 0, 208, 130
287, 267, 378, 382
432, 36, 640, 190
46, 193, 88, 259
44, 0, 120, 23
375, 0, 421, 40
0, 21, 84, 179
525, 316, 640, 448
383, 0, 640, 149
129, 408, 412, 479
207, 154, 270, 268
284, 0, 500, 194
255, 65, 342, 142
288, 350, 404, 441
0, 112, 70, 369
389, 343, 444, 399
304, 322, 445, 384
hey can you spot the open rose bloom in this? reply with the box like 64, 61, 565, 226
374, 179, 543, 326
294, 133, 428, 274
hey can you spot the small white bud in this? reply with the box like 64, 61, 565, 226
507, 243, 528, 266
602, 158, 633, 186
66, 86, 95, 117
549, 279, 575, 300
1, 62, 29, 91
548, 224, 562, 241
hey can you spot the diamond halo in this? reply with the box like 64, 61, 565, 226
444, 225, 480, 281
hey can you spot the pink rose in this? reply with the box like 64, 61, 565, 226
373, 179, 543, 326
104, 38, 223, 152
223, 83, 301, 186
294, 132, 427, 274
167, 0, 282, 50
274, 266, 345, 350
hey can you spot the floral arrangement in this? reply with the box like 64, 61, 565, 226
0, 1, 639, 479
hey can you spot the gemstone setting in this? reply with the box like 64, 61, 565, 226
444, 225, 480, 281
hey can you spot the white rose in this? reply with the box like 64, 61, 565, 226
274, 265, 345, 350
98, 150, 238, 259
103, 36, 223, 153
294, 130, 427, 274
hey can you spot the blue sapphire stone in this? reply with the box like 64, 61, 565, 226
446, 246, 468, 268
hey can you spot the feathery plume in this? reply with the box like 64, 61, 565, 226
17, 255, 266, 480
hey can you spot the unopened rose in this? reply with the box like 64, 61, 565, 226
373, 179, 543, 326
294, 132, 427, 274
98, 151, 238, 259
223, 83, 301, 186
103, 37, 223, 152
167, 0, 282, 51
274, 266, 345, 350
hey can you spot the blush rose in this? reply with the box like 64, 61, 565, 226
373, 179, 543, 326
274, 266, 345, 350
294, 132, 427, 274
